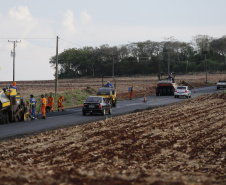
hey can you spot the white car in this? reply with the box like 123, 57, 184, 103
174, 86, 191, 98
217, 80, 226, 89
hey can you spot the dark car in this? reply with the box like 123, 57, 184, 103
82, 96, 112, 116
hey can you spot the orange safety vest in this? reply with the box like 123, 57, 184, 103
58, 96, 64, 103
42, 98, 46, 107
48, 96, 54, 103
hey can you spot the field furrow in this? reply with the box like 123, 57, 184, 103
0, 93, 225, 185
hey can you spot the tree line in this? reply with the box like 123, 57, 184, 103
49, 35, 226, 78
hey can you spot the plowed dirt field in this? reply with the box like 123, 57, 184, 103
0, 93, 225, 185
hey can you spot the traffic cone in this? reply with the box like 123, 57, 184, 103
194, 88, 196, 93
144, 94, 146, 102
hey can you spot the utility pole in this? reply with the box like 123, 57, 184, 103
167, 52, 170, 74
205, 54, 207, 83
8, 40, 21, 81
55, 36, 59, 95
112, 51, 114, 77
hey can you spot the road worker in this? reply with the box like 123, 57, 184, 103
30, 94, 36, 119
47, 93, 54, 112
129, 85, 134, 100
58, 95, 64, 112
105, 81, 113, 88
41, 94, 46, 119
168, 73, 173, 79
8, 81, 18, 92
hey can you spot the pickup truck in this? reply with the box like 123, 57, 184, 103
174, 86, 191, 98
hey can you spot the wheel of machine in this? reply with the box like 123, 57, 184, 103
166, 88, 171, 95
159, 88, 162, 96
171, 87, 175, 95
111, 99, 114, 108
15, 115, 20, 122
14, 109, 23, 122
113, 99, 117, 107
174, 95, 176, 98
17, 107, 25, 122
162, 88, 166, 95
108, 108, 112, 114
21, 104, 27, 121
1, 112, 9, 124
156, 88, 159, 96
82, 111, 86, 116
102, 108, 106, 116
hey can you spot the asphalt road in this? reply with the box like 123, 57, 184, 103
0, 86, 221, 140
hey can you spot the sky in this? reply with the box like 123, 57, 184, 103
1, 0, 226, 81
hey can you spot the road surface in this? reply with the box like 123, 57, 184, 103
0, 86, 221, 140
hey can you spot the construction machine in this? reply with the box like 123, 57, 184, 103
0, 87, 30, 124
156, 73, 177, 96
97, 76, 117, 107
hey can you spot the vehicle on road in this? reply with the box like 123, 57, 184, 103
0, 87, 30, 124
82, 96, 111, 116
174, 86, 191, 98
217, 80, 226, 89
97, 76, 117, 107
156, 73, 177, 96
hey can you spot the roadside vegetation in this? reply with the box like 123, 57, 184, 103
23, 87, 97, 113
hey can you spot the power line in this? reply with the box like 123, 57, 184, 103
0, 37, 55, 40
59, 37, 84, 48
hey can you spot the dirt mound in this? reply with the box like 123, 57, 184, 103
179, 80, 194, 89
0, 93, 225, 184
84, 86, 97, 94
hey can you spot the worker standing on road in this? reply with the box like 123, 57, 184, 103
41, 94, 46, 119
129, 85, 134, 100
30, 94, 36, 119
58, 95, 64, 112
47, 93, 54, 112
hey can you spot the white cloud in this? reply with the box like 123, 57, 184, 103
9, 6, 32, 22
62, 10, 76, 33
80, 10, 92, 26
2, 6, 37, 38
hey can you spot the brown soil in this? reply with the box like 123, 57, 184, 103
0, 74, 224, 100
0, 93, 225, 185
